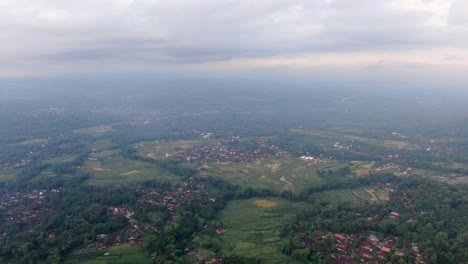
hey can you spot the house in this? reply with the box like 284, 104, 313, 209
390, 212, 400, 218
381, 246, 391, 253
184, 247, 198, 255
335, 233, 347, 241
216, 227, 225, 235
336, 242, 350, 252
208, 255, 224, 264
96, 243, 106, 250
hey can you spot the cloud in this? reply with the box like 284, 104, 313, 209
449, 0, 468, 25
0, 0, 467, 81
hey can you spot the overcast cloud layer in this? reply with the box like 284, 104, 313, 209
1, 0, 467, 83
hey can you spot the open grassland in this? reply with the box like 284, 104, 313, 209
28, 169, 76, 186
432, 162, 468, 173
73, 125, 113, 135
309, 187, 389, 204
92, 149, 121, 159
405, 168, 440, 178
81, 155, 182, 186
91, 139, 118, 150
291, 129, 416, 150
201, 157, 325, 194
64, 243, 150, 264
350, 161, 375, 177
134, 138, 210, 160
219, 198, 308, 264
19, 138, 49, 145
0, 169, 16, 182
42, 154, 79, 164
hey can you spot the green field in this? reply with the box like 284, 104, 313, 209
0, 168, 16, 182
73, 125, 114, 135
64, 243, 150, 264
349, 161, 375, 177
219, 198, 310, 264
91, 139, 118, 150
81, 155, 182, 185
134, 138, 210, 160
201, 157, 327, 194
309, 187, 389, 204
18, 138, 49, 145
43, 154, 79, 164
291, 129, 417, 150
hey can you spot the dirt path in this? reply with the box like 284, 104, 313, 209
120, 170, 141, 176
280, 176, 295, 191
93, 167, 109, 172
365, 188, 378, 203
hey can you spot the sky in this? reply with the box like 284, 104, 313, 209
1, 0, 468, 86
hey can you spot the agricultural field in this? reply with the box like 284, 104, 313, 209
219, 198, 309, 264
91, 139, 118, 151
291, 129, 417, 150
64, 243, 149, 264
308, 187, 390, 204
29, 168, 75, 184
349, 160, 375, 177
134, 138, 210, 160
42, 154, 79, 164
19, 138, 49, 145
73, 125, 114, 135
406, 168, 441, 178
0, 168, 16, 182
200, 157, 327, 194
80, 155, 182, 185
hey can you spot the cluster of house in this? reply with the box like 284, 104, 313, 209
0, 158, 33, 169
83, 205, 152, 252
333, 142, 353, 151
313, 230, 425, 263
0, 188, 63, 245
299, 155, 328, 165
0, 188, 62, 222
137, 184, 215, 213
389, 190, 414, 209
78, 180, 217, 254
375, 163, 400, 172
322, 142, 367, 157
173, 140, 286, 163
184, 247, 225, 263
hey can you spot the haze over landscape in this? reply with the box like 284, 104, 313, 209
0, 1, 467, 264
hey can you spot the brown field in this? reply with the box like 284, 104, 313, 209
265, 163, 281, 172
253, 199, 281, 208
146, 153, 158, 160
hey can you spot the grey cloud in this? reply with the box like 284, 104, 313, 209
449, 0, 468, 25
0, 0, 467, 76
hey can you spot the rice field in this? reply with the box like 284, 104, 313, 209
219, 198, 308, 264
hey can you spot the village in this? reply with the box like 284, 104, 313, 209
284, 180, 433, 264
136, 177, 216, 213
312, 231, 426, 264
0, 188, 64, 247
173, 140, 287, 163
